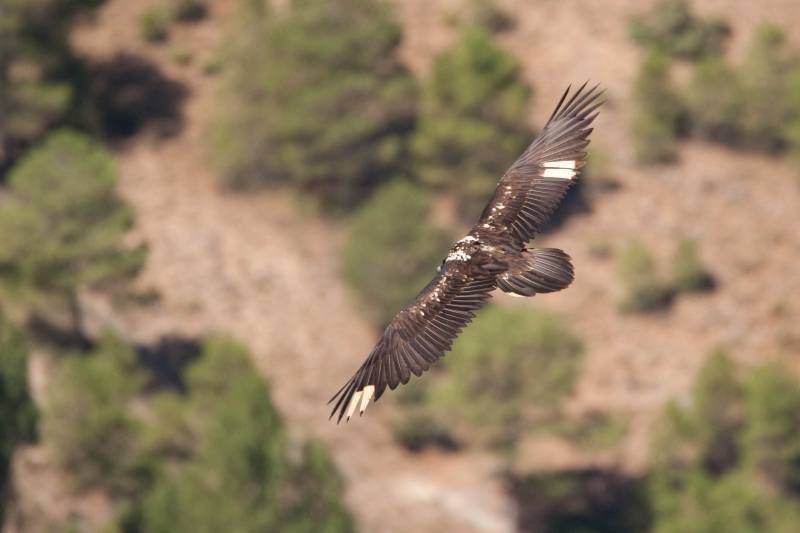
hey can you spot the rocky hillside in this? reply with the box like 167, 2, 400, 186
5, 0, 800, 532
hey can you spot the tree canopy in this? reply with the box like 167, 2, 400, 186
211, 0, 416, 211
0, 313, 37, 524
412, 27, 532, 219
132, 337, 354, 533
0, 0, 106, 167
0, 129, 145, 332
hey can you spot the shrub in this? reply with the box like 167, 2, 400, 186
557, 411, 629, 450
132, 337, 354, 533
211, 0, 416, 211
393, 305, 584, 449
738, 24, 800, 154
412, 27, 532, 219
649, 351, 800, 532
510, 469, 652, 533
0, 129, 146, 334
616, 240, 673, 313
139, 8, 169, 43
0, 0, 105, 166
743, 363, 800, 494
0, 314, 37, 524
342, 181, 451, 327
671, 238, 714, 293
628, 0, 730, 60
43, 333, 147, 493
631, 49, 687, 164
687, 55, 745, 145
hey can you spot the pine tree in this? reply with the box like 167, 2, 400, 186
631, 48, 686, 164
0, 0, 105, 167
43, 332, 146, 493
211, 0, 416, 211
412, 27, 532, 219
0, 129, 146, 335
135, 337, 354, 533
0, 313, 37, 524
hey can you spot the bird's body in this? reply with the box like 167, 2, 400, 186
330, 83, 604, 422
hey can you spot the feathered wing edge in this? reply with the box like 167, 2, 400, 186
479, 82, 605, 244
328, 273, 495, 423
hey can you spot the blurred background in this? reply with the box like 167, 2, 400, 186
1, 0, 799, 531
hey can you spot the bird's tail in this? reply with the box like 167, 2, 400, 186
497, 248, 574, 297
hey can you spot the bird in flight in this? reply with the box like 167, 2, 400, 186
330, 83, 604, 422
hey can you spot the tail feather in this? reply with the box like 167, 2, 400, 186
498, 248, 574, 297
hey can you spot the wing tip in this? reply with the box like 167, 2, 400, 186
548, 81, 606, 124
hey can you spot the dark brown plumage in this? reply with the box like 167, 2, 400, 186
330, 83, 604, 422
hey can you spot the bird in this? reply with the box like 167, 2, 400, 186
329, 82, 604, 423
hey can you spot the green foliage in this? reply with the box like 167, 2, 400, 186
686, 23, 800, 155
412, 27, 532, 219
649, 350, 800, 532
284, 440, 356, 533
0, 0, 105, 165
0, 313, 37, 523
394, 305, 583, 449
211, 0, 416, 211
743, 363, 800, 494
132, 337, 354, 533
510, 469, 652, 533
139, 8, 169, 43
671, 238, 714, 293
737, 24, 800, 154
557, 411, 630, 451
631, 49, 686, 164
0, 129, 146, 330
342, 181, 450, 327
43, 333, 147, 494
652, 470, 800, 533
616, 240, 673, 313
629, 0, 730, 60
686, 55, 744, 144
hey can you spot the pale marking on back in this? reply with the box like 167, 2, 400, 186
446, 250, 471, 262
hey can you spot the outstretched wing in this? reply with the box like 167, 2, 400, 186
477, 83, 604, 244
329, 269, 495, 422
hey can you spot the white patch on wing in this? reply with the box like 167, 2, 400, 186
446, 250, 471, 262
346, 390, 363, 420
544, 160, 577, 169
542, 167, 577, 179
359, 385, 375, 414
457, 235, 477, 244
506, 292, 526, 298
